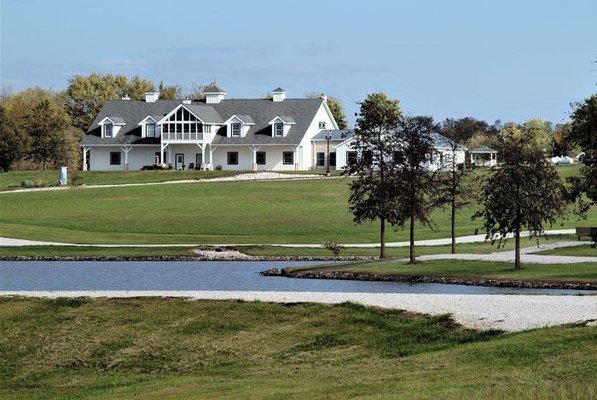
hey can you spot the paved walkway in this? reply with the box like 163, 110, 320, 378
0, 229, 578, 248
0, 172, 335, 194
2, 290, 595, 332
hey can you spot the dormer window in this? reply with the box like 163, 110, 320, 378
231, 123, 242, 137
274, 123, 284, 137
104, 123, 113, 137
146, 123, 156, 138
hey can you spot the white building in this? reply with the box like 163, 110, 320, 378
81, 85, 469, 172
81, 85, 338, 171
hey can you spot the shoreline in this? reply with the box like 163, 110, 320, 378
0, 255, 370, 262
260, 268, 597, 291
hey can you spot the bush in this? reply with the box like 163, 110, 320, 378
21, 180, 34, 187
324, 241, 343, 257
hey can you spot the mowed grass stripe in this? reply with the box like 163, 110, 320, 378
1, 176, 593, 245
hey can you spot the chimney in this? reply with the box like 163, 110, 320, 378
272, 87, 287, 102
204, 83, 226, 104
145, 91, 160, 103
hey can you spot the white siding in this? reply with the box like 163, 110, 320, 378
211, 146, 299, 171
168, 144, 204, 169
299, 102, 337, 170
89, 146, 159, 171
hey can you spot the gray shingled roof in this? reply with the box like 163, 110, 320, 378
312, 129, 355, 141
273, 87, 286, 92
203, 84, 225, 93
430, 132, 467, 149
471, 145, 496, 153
82, 98, 324, 146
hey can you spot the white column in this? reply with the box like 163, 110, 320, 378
82, 147, 88, 171
121, 146, 131, 171
209, 145, 214, 170
160, 143, 165, 165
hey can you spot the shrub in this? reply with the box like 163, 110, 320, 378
324, 241, 343, 257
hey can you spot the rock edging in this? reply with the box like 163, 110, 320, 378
260, 268, 597, 290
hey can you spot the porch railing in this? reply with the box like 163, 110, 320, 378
161, 132, 204, 141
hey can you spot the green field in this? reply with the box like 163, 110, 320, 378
1, 176, 593, 245
1, 297, 595, 399
536, 244, 596, 257
0, 170, 238, 189
297, 259, 597, 284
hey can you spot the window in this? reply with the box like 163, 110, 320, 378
256, 151, 266, 165
203, 125, 210, 133
283, 151, 294, 165
227, 151, 238, 165
347, 151, 357, 165
146, 123, 156, 137
319, 121, 326, 129
104, 123, 113, 137
330, 152, 336, 167
316, 152, 325, 166
155, 152, 161, 164
110, 152, 121, 165
274, 123, 284, 137
231, 123, 242, 137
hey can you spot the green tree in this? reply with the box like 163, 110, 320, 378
441, 117, 499, 143
327, 96, 349, 129
346, 93, 402, 259
392, 116, 443, 263
0, 104, 22, 171
158, 81, 180, 100
521, 118, 553, 153
63, 73, 154, 130
474, 124, 567, 269
24, 96, 71, 169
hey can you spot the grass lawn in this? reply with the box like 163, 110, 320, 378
536, 244, 596, 257
0, 245, 199, 258
1, 176, 593, 245
0, 170, 238, 189
240, 234, 577, 258
301, 259, 597, 284
1, 297, 595, 399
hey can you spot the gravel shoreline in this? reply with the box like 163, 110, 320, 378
2, 290, 596, 332
261, 268, 597, 290
0, 255, 369, 262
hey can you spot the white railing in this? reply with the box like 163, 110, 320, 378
161, 132, 204, 141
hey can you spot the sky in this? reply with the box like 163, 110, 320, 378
1, 0, 596, 125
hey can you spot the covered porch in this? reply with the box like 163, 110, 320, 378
159, 143, 214, 170
469, 146, 497, 167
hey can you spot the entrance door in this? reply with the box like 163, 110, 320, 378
175, 153, 184, 170
196, 153, 202, 168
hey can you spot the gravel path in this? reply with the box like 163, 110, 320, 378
2, 290, 595, 332
409, 240, 596, 264
0, 172, 332, 194
0, 229, 577, 248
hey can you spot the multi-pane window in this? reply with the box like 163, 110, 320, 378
110, 152, 121, 165
316, 152, 325, 166
231, 123, 242, 137
227, 151, 239, 165
162, 107, 203, 138
346, 151, 357, 165
104, 123, 113, 137
283, 151, 294, 165
329, 152, 336, 167
274, 123, 284, 137
256, 151, 266, 165
146, 123, 156, 137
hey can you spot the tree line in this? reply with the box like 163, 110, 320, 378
0, 74, 353, 172
347, 93, 595, 268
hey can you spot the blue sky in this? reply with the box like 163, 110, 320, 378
1, 0, 595, 125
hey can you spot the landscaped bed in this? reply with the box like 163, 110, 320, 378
0, 297, 595, 399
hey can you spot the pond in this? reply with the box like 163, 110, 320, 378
0, 261, 593, 295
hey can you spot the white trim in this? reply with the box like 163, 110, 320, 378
321, 99, 340, 130
138, 116, 159, 125
157, 104, 206, 124
97, 117, 125, 126
79, 144, 159, 147
268, 116, 296, 125
224, 115, 255, 126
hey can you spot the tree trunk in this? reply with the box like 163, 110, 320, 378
514, 226, 521, 270
380, 217, 386, 259
409, 213, 415, 263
